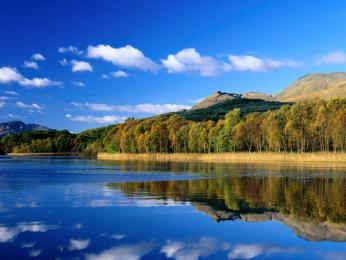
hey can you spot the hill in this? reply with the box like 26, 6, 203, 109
192, 91, 276, 110
0, 121, 50, 138
192, 91, 241, 110
242, 91, 276, 101
276, 72, 346, 101
178, 98, 288, 121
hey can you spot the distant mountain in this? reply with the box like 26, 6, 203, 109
192, 72, 346, 109
276, 72, 346, 102
0, 121, 50, 138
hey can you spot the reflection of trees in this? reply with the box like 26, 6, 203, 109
110, 175, 346, 224
104, 159, 346, 176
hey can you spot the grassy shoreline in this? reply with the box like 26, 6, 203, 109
97, 152, 346, 165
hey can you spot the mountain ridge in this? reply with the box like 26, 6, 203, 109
192, 72, 346, 110
0, 121, 50, 138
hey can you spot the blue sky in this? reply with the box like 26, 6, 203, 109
2, 0, 346, 132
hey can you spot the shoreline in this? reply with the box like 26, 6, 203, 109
97, 152, 346, 165
6, 152, 80, 156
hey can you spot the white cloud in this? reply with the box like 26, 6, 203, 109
85, 242, 155, 260
101, 74, 110, 79
5, 113, 20, 119
0, 67, 23, 84
228, 244, 263, 259
87, 44, 159, 71
71, 102, 190, 114
0, 222, 58, 243
316, 51, 346, 64
228, 55, 301, 72
0, 67, 62, 88
0, 101, 6, 108
161, 48, 225, 77
161, 237, 228, 260
72, 223, 83, 230
71, 60, 93, 72
28, 249, 42, 258
0, 226, 18, 243
111, 70, 129, 78
20, 78, 62, 88
21, 242, 36, 249
0, 113, 21, 119
65, 114, 127, 124
71, 81, 85, 87
68, 238, 90, 251
228, 244, 301, 259
23, 61, 39, 69
31, 53, 45, 61
110, 234, 126, 240
17, 222, 58, 233
60, 58, 68, 66
318, 252, 346, 260
15, 101, 43, 112
0, 96, 11, 100
58, 46, 83, 55
4, 90, 19, 96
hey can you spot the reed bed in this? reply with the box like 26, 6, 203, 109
97, 152, 346, 165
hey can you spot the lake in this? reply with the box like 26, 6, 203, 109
0, 156, 346, 259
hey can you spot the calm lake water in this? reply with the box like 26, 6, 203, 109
0, 156, 346, 259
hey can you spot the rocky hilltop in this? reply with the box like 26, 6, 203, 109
0, 121, 50, 138
192, 91, 275, 110
192, 91, 241, 110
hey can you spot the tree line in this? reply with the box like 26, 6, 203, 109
103, 98, 346, 153
0, 126, 110, 155
1, 98, 346, 154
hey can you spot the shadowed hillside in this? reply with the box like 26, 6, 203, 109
178, 98, 288, 121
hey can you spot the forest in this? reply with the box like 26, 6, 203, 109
0, 126, 110, 155
102, 98, 346, 153
1, 98, 346, 154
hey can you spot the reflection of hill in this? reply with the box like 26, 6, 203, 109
194, 204, 346, 242
109, 175, 346, 241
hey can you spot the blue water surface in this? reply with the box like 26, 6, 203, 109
0, 156, 345, 259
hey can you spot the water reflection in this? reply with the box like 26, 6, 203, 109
1, 157, 346, 259
0, 222, 59, 243
110, 175, 346, 241
85, 242, 155, 260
